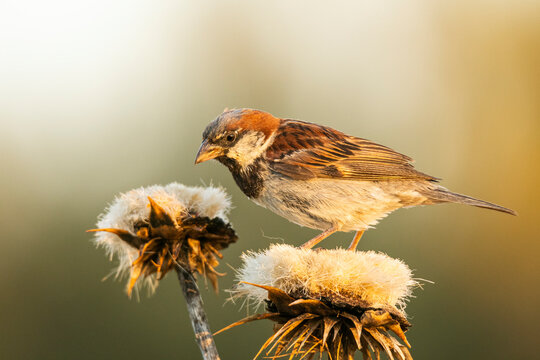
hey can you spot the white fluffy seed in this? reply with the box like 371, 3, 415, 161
234, 244, 419, 311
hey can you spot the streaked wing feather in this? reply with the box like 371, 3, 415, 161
267, 120, 438, 182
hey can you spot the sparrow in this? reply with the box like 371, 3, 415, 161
195, 108, 516, 250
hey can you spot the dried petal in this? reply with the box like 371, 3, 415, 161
219, 283, 413, 359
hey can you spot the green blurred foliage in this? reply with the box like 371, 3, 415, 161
1, 1, 539, 359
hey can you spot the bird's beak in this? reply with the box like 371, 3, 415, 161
195, 140, 223, 164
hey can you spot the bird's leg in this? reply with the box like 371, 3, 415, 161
347, 230, 365, 251
300, 226, 339, 249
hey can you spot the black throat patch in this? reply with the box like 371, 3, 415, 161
217, 156, 265, 199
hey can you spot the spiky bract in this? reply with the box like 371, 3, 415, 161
89, 183, 236, 296
220, 245, 419, 359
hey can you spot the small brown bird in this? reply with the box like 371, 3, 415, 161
195, 108, 516, 250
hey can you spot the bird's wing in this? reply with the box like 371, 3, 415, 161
266, 119, 439, 181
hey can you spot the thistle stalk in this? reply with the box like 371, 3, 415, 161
176, 265, 221, 360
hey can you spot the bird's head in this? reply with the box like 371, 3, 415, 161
195, 108, 280, 168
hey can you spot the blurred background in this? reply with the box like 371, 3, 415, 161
1, 1, 539, 359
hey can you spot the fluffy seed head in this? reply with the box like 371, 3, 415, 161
220, 245, 421, 359
235, 244, 418, 313
90, 182, 234, 296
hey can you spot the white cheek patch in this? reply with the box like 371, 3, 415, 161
228, 132, 275, 167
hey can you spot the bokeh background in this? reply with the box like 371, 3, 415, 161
1, 1, 539, 359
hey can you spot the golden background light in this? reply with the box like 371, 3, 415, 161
1, 1, 538, 359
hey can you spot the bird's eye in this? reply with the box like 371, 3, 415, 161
226, 133, 236, 142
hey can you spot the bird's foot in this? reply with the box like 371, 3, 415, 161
346, 230, 365, 251
299, 226, 339, 249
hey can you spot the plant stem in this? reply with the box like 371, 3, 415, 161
175, 265, 221, 360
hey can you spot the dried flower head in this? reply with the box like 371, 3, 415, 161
219, 244, 419, 360
88, 183, 237, 296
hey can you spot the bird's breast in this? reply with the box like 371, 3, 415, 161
218, 156, 266, 199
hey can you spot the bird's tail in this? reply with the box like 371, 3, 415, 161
424, 187, 517, 216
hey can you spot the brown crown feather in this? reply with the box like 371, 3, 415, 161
223, 108, 281, 140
